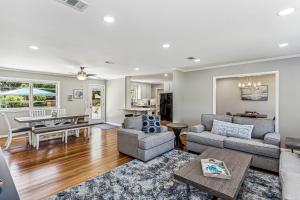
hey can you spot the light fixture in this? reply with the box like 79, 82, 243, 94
194, 59, 200, 63
278, 8, 295, 16
77, 67, 87, 80
238, 79, 262, 88
162, 44, 170, 48
104, 16, 115, 23
279, 43, 289, 48
29, 45, 39, 50
164, 73, 168, 77
134, 67, 140, 71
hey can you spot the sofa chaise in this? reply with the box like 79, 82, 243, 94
186, 114, 280, 172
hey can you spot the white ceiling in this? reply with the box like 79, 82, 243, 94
0, 0, 299, 79
131, 73, 173, 84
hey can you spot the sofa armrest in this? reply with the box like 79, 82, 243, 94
117, 128, 145, 139
190, 124, 205, 133
264, 132, 281, 146
160, 126, 168, 133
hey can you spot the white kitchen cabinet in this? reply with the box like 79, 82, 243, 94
164, 81, 173, 93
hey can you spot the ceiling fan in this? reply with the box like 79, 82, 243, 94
76, 66, 97, 80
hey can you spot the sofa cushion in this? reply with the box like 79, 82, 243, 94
138, 132, 174, 150
124, 115, 143, 131
233, 117, 275, 139
224, 137, 280, 158
187, 131, 226, 148
211, 120, 253, 139
280, 171, 300, 200
142, 115, 161, 133
280, 150, 300, 174
201, 114, 232, 131
264, 132, 281, 146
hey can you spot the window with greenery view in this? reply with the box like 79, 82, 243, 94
33, 83, 57, 107
0, 79, 58, 109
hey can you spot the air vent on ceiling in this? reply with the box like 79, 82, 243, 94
55, 0, 88, 12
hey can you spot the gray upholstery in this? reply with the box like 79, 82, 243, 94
139, 132, 175, 150
280, 150, 300, 200
224, 137, 280, 159
124, 115, 143, 131
186, 114, 280, 172
187, 131, 226, 148
160, 125, 168, 133
233, 117, 275, 139
264, 132, 281, 146
186, 142, 215, 153
117, 124, 175, 161
138, 140, 174, 161
251, 154, 279, 172
201, 114, 233, 131
190, 124, 205, 133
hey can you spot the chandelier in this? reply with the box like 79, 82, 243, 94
238, 78, 261, 88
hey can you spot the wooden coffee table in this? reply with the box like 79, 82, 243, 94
174, 148, 252, 200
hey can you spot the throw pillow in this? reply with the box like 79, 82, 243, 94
142, 115, 161, 133
211, 119, 253, 140
124, 115, 143, 131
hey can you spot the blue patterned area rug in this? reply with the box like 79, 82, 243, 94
48, 150, 281, 200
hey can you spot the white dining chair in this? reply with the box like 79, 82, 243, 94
51, 108, 66, 116
0, 112, 32, 149
30, 109, 46, 117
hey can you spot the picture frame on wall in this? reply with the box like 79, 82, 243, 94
73, 89, 83, 99
67, 95, 73, 101
241, 85, 268, 101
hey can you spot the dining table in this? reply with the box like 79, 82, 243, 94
15, 114, 89, 128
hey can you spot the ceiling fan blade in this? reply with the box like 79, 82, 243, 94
87, 74, 97, 77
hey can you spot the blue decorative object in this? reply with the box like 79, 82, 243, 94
142, 115, 161, 133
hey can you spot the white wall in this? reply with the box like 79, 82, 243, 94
216, 74, 275, 119
106, 78, 126, 125
173, 57, 300, 141
0, 69, 105, 135
173, 70, 185, 122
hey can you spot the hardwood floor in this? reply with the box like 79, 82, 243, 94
0, 128, 133, 200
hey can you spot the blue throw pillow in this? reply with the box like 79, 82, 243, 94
142, 115, 161, 133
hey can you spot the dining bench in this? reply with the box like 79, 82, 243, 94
32, 122, 104, 149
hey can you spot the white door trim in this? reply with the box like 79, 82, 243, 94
88, 84, 106, 121
213, 71, 279, 132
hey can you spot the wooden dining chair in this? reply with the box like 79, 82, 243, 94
0, 112, 32, 149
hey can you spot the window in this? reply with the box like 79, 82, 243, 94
33, 83, 57, 107
0, 81, 30, 108
0, 78, 59, 109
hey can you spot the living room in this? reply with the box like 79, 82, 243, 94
0, 1, 300, 200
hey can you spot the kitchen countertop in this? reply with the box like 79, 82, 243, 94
122, 107, 156, 111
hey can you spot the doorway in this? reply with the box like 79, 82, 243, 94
88, 84, 105, 122
213, 71, 279, 132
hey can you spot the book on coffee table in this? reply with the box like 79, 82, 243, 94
201, 158, 231, 179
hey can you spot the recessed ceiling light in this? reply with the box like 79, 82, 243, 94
279, 43, 289, 48
29, 45, 39, 50
162, 44, 170, 49
104, 16, 115, 23
194, 59, 201, 63
278, 8, 295, 16
134, 67, 140, 71
164, 73, 168, 77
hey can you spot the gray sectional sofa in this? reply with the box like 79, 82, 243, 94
280, 150, 300, 200
117, 116, 175, 161
186, 114, 280, 172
